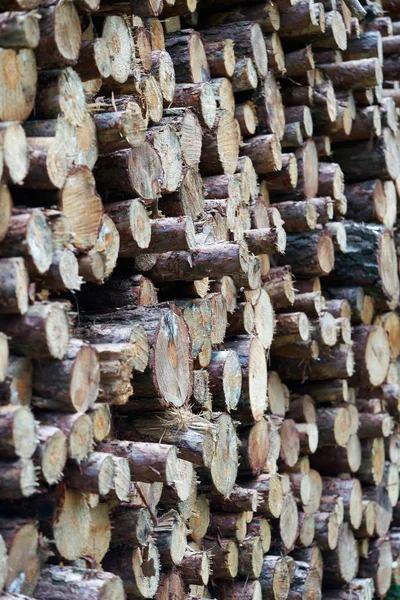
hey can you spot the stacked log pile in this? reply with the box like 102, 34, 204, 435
1, 0, 400, 599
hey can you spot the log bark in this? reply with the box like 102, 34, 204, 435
223, 336, 267, 423
323, 522, 359, 585
207, 350, 242, 413
161, 109, 202, 167
207, 484, 259, 514
93, 106, 148, 153
239, 418, 269, 476
0, 355, 32, 407
345, 179, 393, 227
0, 302, 69, 360
259, 555, 290, 600
333, 128, 400, 182
35, 3, 81, 69
275, 344, 354, 381
0, 517, 39, 594
35, 566, 125, 600
200, 22, 268, 78
200, 111, 239, 176
244, 227, 286, 255
203, 39, 235, 78
285, 292, 323, 318
263, 153, 298, 195
332, 223, 399, 309
117, 411, 215, 468
278, 230, 335, 277
0, 48, 36, 121
32, 339, 100, 413
103, 541, 160, 599
79, 274, 157, 313
0, 458, 37, 499
36, 68, 87, 125
255, 71, 285, 139
242, 474, 283, 519
240, 134, 282, 174
99, 440, 179, 486
165, 29, 209, 83
0, 209, 53, 276
35, 425, 67, 486
207, 512, 247, 543
171, 82, 216, 129
271, 201, 317, 233
161, 167, 204, 220
0, 405, 36, 460
203, 538, 239, 579
38, 412, 93, 463
273, 312, 310, 346
111, 505, 152, 548
0, 258, 28, 315
358, 537, 392, 598
231, 57, 258, 93
180, 549, 210, 585
95, 144, 162, 201
74, 39, 111, 81
64, 452, 114, 497
145, 242, 250, 282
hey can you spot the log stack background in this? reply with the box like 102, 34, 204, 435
1, 0, 400, 599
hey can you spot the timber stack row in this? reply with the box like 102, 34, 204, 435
1, 0, 400, 599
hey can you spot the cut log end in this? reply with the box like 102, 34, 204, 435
1, 518, 39, 593
211, 413, 239, 498
37, 426, 67, 485
152, 308, 193, 407
365, 326, 391, 387
61, 167, 103, 252
317, 233, 335, 275
1, 405, 37, 460
0, 333, 8, 383
380, 230, 400, 309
